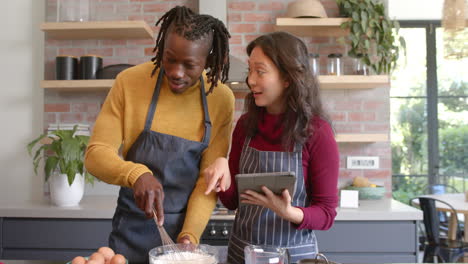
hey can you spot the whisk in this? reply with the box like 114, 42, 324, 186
152, 208, 176, 246
152, 208, 194, 261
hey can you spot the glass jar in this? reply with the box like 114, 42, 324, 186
308, 53, 320, 76
57, 0, 90, 22
353, 54, 369, 75
327, 53, 343, 75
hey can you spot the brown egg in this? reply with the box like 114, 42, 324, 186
110, 254, 127, 264
89, 252, 106, 264
71, 256, 86, 264
98, 246, 115, 262
87, 260, 102, 264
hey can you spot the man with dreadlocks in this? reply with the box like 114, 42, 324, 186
85, 6, 234, 263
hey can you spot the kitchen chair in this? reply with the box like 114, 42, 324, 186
425, 184, 463, 234
410, 196, 468, 263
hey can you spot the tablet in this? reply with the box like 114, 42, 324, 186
235, 171, 296, 196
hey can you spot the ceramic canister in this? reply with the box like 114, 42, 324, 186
80, 55, 103, 79
56, 55, 79, 80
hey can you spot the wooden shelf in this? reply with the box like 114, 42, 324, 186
40, 21, 154, 40
275, 18, 350, 37
42, 76, 388, 91
336, 134, 388, 143
41, 80, 114, 91
319, 75, 389, 89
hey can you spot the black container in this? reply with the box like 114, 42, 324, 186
96, 64, 134, 79
80, 55, 103, 79
55, 55, 79, 80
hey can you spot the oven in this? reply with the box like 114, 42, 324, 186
200, 203, 235, 263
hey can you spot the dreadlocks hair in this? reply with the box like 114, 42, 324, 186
150, 6, 231, 95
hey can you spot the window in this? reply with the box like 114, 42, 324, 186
391, 22, 468, 202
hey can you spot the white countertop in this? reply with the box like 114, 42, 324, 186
0, 195, 422, 221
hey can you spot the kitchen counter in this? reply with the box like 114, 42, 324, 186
0, 195, 422, 221
0, 196, 422, 263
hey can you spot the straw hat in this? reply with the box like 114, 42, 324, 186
286, 0, 328, 18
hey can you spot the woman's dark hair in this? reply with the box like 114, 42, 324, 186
151, 6, 231, 94
244, 31, 331, 148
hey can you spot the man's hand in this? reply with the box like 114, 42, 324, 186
203, 157, 231, 194
132, 172, 164, 225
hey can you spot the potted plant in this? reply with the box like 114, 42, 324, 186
27, 125, 95, 206
336, 0, 405, 74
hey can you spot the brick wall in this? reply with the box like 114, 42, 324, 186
44, 0, 392, 194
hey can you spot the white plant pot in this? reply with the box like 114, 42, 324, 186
49, 173, 85, 207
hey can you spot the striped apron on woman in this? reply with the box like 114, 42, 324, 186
227, 137, 318, 264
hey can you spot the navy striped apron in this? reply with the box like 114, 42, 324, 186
227, 137, 318, 264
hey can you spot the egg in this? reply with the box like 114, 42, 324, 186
89, 252, 106, 264
98, 246, 115, 262
71, 256, 86, 264
87, 260, 102, 264
110, 254, 127, 264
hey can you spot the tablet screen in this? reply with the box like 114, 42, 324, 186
235, 171, 296, 196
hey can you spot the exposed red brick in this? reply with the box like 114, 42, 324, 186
228, 13, 242, 23
363, 100, 386, 110
364, 123, 390, 132
229, 24, 256, 34
58, 48, 86, 57
45, 104, 70, 113
229, 35, 243, 45
334, 100, 362, 111
348, 112, 376, 122
86, 113, 99, 123
45, 113, 56, 123
72, 40, 99, 47
116, 47, 143, 57
46, 39, 72, 46
334, 123, 362, 133
116, 4, 142, 13
243, 13, 273, 22
307, 37, 332, 44
86, 48, 114, 57
228, 2, 256, 11
259, 24, 274, 33
258, 2, 285, 11
128, 15, 157, 25
363, 169, 391, 178
144, 47, 154, 56
143, 3, 171, 12
100, 40, 127, 46
71, 103, 100, 113
127, 39, 155, 46
330, 112, 346, 122
59, 113, 83, 123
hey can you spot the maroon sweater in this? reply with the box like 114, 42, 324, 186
218, 112, 339, 230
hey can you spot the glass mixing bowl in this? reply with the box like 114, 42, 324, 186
149, 244, 218, 264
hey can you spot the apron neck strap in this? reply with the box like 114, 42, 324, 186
144, 68, 165, 131
144, 68, 212, 145
199, 79, 211, 145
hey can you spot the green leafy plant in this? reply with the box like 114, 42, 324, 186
27, 125, 95, 186
336, 0, 406, 74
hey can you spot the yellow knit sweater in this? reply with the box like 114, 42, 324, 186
85, 61, 235, 243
